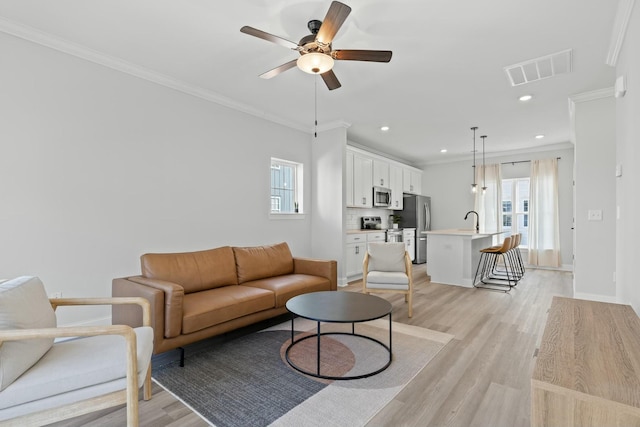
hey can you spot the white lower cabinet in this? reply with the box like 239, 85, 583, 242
346, 232, 386, 280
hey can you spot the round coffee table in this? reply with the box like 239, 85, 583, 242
285, 291, 392, 380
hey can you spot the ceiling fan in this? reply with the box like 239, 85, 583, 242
240, 1, 392, 90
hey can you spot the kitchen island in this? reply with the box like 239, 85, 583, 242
424, 229, 505, 287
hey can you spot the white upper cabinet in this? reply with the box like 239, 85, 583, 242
390, 164, 404, 210
346, 145, 422, 207
352, 154, 373, 208
403, 167, 422, 195
372, 159, 390, 188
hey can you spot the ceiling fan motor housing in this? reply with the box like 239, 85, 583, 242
307, 19, 322, 35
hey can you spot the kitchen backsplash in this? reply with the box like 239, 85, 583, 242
346, 208, 393, 230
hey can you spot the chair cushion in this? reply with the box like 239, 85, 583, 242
233, 242, 294, 284
367, 242, 406, 272
0, 276, 57, 391
366, 271, 410, 288
0, 326, 153, 412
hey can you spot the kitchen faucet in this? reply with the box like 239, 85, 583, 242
464, 210, 479, 232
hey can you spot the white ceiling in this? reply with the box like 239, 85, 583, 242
0, 0, 619, 165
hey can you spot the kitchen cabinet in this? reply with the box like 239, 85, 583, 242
346, 233, 367, 278
346, 232, 386, 279
403, 167, 422, 195
390, 164, 403, 210
352, 154, 373, 208
372, 159, 390, 188
346, 150, 354, 207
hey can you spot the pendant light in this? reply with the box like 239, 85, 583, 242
481, 135, 487, 195
470, 127, 478, 193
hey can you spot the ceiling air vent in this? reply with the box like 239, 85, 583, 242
504, 49, 573, 86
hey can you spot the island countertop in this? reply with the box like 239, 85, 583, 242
422, 229, 504, 238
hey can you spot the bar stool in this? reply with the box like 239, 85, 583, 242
473, 236, 516, 292
489, 233, 524, 282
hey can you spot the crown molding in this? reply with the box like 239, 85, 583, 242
419, 142, 574, 167
569, 87, 615, 104
606, 0, 636, 66
315, 120, 351, 133
0, 16, 309, 134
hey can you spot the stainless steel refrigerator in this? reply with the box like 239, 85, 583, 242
395, 194, 431, 264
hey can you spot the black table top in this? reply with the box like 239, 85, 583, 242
286, 291, 392, 323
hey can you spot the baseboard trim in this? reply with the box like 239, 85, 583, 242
573, 292, 619, 304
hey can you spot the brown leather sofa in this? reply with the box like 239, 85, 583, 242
112, 242, 337, 357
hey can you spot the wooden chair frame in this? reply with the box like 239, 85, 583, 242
0, 297, 151, 427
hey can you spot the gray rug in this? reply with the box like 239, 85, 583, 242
152, 318, 453, 427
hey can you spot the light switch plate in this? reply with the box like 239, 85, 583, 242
616, 164, 623, 177
588, 210, 603, 221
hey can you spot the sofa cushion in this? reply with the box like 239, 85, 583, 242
0, 276, 57, 391
141, 246, 238, 293
246, 274, 332, 307
181, 286, 275, 334
0, 326, 153, 412
233, 242, 294, 284
367, 242, 407, 272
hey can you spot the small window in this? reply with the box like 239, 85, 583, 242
270, 158, 303, 214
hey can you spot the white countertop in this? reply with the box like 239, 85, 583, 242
422, 229, 505, 238
346, 229, 387, 234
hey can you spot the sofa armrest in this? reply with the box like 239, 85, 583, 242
113, 277, 184, 340
293, 257, 338, 291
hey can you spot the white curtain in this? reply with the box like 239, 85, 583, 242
474, 163, 502, 232
528, 158, 561, 267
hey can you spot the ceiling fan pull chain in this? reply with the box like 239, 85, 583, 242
314, 76, 318, 138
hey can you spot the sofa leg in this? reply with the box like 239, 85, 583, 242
179, 347, 185, 367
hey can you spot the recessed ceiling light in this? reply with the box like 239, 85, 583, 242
380, 126, 390, 131
440, 149, 447, 153
519, 95, 533, 101
535, 134, 545, 139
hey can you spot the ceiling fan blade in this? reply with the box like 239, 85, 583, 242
240, 26, 299, 50
321, 69, 342, 90
332, 50, 393, 62
316, 1, 352, 45
259, 59, 298, 79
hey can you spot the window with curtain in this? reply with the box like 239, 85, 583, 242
528, 158, 561, 267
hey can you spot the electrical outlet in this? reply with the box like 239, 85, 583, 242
50, 291, 62, 299
587, 210, 603, 221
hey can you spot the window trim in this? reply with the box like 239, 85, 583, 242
502, 177, 530, 248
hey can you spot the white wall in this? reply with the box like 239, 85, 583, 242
615, 2, 640, 313
422, 146, 575, 270
573, 94, 617, 300
0, 33, 315, 325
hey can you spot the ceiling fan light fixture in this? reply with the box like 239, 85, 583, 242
297, 52, 334, 74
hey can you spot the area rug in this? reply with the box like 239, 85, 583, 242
152, 318, 453, 427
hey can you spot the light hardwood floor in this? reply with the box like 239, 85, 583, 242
49, 264, 572, 427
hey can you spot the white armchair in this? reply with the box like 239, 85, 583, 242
0, 276, 153, 427
362, 242, 414, 318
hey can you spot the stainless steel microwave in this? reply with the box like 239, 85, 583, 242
373, 186, 392, 207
